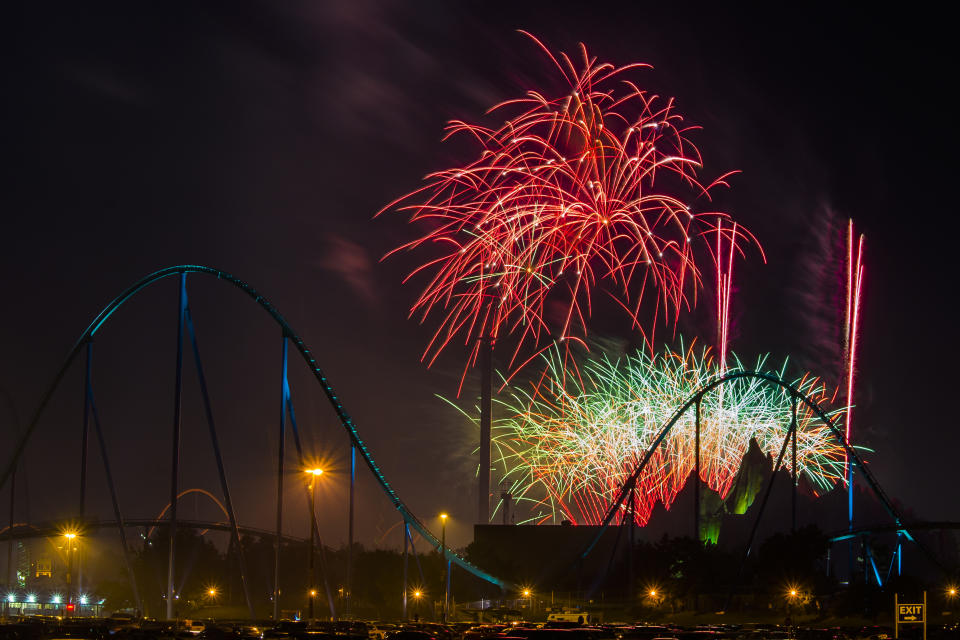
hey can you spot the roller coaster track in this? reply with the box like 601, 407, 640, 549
0, 518, 306, 542
0, 265, 507, 588
0, 265, 937, 600
0, 519, 306, 544
580, 370, 922, 565
828, 521, 960, 543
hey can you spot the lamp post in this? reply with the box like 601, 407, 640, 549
306, 468, 323, 623
785, 587, 800, 624
413, 590, 422, 621
63, 532, 77, 615
440, 514, 448, 622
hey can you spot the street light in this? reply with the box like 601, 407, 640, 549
646, 587, 661, 608
439, 514, 449, 622
306, 468, 323, 622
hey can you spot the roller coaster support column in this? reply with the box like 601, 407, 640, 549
479, 336, 492, 524
628, 485, 635, 602
6, 463, 13, 589
402, 520, 409, 619
185, 307, 255, 618
85, 355, 142, 613
897, 533, 902, 576
166, 273, 187, 620
347, 444, 355, 616
78, 340, 92, 596
848, 461, 855, 581
274, 336, 289, 621
738, 412, 795, 569
1, 388, 16, 601
791, 395, 798, 532
694, 398, 701, 542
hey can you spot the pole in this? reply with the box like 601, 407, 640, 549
308, 476, 316, 622
274, 336, 289, 621
347, 444, 355, 616
894, 592, 898, 640
441, 517, 447, 622
897, 535, 902, 576
7, 463, 15, 590
791, 395, 798, 532
78, 340, 91, 597
166, 273, 186, 620
628, 484, 635, 604
402, 520, 409, 619
66, 538, 73, 615
848, 460, 855, 581
479, 336, 492, 524
694, 398, 701, 542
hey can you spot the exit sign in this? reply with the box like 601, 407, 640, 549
898, 603, 925, 623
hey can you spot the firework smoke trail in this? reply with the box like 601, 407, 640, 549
488, 342, 847, 525
379, 33, 761, 380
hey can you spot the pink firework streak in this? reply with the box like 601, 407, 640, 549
379, 33, 761, 382
716, 218, 739, 373
843, 220, 865, 483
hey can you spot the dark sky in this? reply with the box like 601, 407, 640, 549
3, 1, 958, 554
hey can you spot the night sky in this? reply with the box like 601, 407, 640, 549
4, 1, 959, 553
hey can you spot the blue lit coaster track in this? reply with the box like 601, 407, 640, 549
0, 265, 508, 602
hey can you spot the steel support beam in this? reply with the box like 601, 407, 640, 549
185, 309, 255, 618
166, 273, 187, 620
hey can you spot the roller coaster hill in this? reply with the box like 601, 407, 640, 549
1, 266, 958, 620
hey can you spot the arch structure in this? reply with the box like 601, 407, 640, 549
145, 488, 231, 539
0, 265, 507, 589
581, 370, 916, 560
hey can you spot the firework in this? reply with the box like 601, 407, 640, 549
380, 34, 759, 374
487, 342, 847, 526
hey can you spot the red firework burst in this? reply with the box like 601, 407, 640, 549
380, 32, 759, 377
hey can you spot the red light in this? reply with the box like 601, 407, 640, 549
66, 603, 75, 611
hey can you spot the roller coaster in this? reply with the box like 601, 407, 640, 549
0, 266, 954, 621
